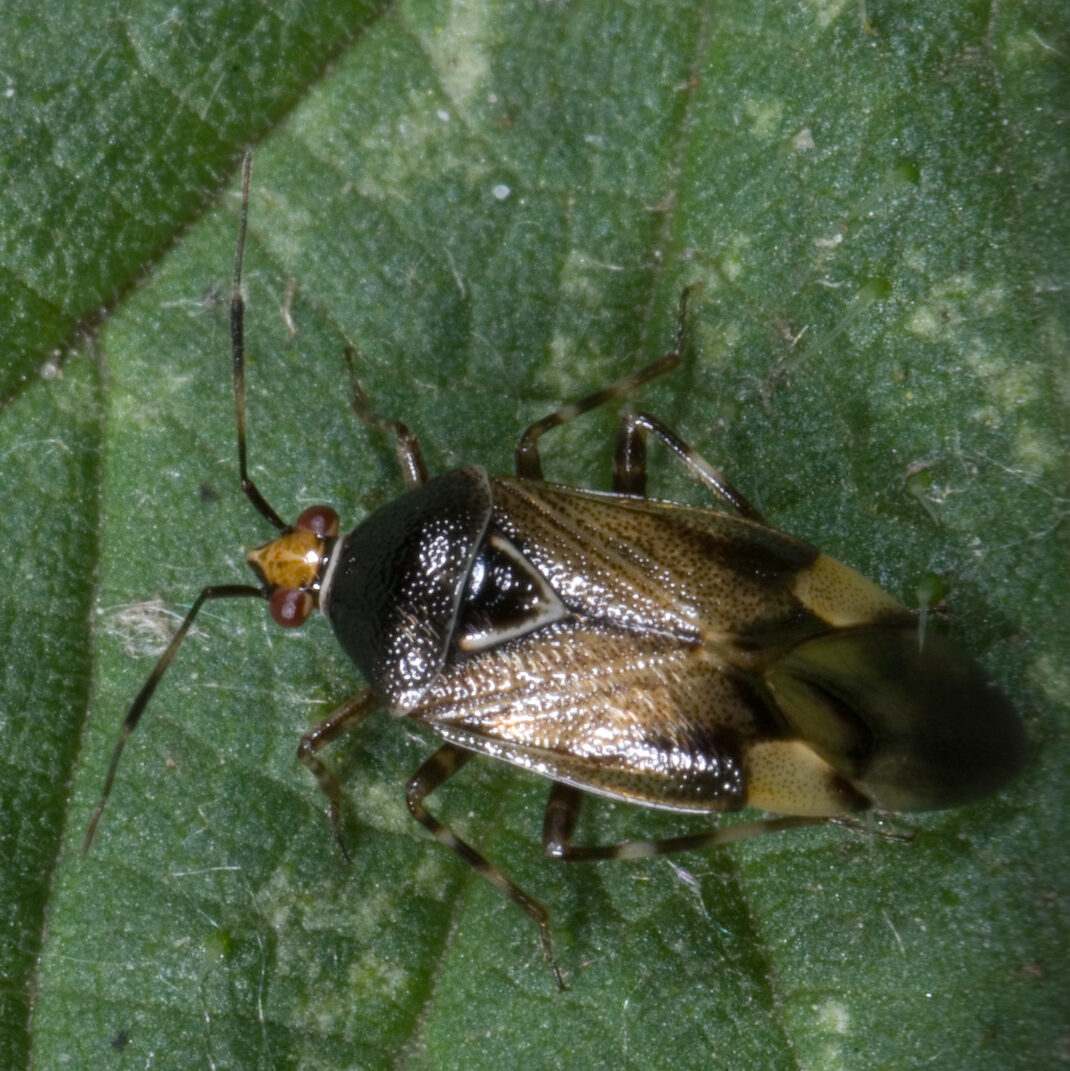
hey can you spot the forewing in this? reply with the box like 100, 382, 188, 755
489, 478, 827, 652
415, 620, 776, 812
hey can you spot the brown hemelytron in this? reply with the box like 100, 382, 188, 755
86, 154, 1024, 989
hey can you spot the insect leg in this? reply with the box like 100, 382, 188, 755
542, 782, 828, 862
407, 744, 566, 989
343, 347, 428, 489
615, 411, 767, 523
297, 688, 380, 862
514, 286, 699, 480
611, 401, 648, 496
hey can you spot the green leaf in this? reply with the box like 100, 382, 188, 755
3, 1, 1067, 1068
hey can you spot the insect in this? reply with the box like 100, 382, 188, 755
85, 155, 1024, 988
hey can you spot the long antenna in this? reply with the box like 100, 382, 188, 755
83, 585, 264, 851
232, 151, 287, 531
84, 152, 283, 850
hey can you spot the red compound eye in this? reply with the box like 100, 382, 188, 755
269, 587, 313, 628
295, 505, 339, 538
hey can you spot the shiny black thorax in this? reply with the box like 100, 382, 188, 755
324, 468, 493, 711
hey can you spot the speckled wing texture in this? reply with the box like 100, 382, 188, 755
414, 478, 847, 813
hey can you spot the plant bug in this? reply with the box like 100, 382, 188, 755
85, 154, 1024, 988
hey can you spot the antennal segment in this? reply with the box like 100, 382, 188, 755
232, 151, 287, 531
83, 583, 264, 851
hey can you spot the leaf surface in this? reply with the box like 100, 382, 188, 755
3, 2, 1067, 1068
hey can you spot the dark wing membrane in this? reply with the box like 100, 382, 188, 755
416, 619, 779, 813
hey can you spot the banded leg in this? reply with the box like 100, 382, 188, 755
515, 286, 699, 480
343, 347, 428, 489
613, 411, 766, 522
298, 688, 380, 862
542, 782, 831, 862
407, 744, 566, 990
